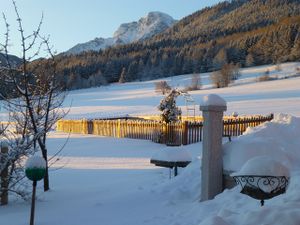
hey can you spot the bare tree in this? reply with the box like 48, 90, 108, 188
231, 63, 241, 80
0, 1, 66, 193
257, 69, 272, 82
210, 71, 222, 88
184, 73, 202, 91
154, 80, 171, 95
210, 63, 240, 88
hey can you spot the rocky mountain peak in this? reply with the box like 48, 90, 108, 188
65, 12, 176, 55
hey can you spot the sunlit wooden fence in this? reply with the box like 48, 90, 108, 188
56, 114, 274, 145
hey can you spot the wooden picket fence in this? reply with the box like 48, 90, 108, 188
56, 114, 274, 145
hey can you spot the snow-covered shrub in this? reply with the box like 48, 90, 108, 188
0, 137, 36, 202
157, 89, 182, 123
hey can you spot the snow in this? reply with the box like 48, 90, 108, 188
3, 115, 300, 225
151, 147, 192, 162
25, 155, 46, 169
2, 62, 300, 225
201, 94, 227, 107
231, 156, 289, 177
66, 37, 116, 55
231, 156, 289, 193
1, 133, 202, 225
38, 61, 300, 120
223, 114, 300, 172
231, 112, 238, 117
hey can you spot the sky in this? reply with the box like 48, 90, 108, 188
0, 0, 221, 56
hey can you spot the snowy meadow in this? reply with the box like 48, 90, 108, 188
1, 62, 300, 225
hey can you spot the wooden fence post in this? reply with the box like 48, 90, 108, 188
56, 120, 61, 132
117, 119, 121, 138
162, 123, 167, 144
182, 121, 188, 145
1, 142, 8, 205
82, 119, 88, 134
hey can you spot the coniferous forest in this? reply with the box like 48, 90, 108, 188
32, 0, 300, 90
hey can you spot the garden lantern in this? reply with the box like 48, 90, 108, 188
25, 156, 46, 225
231, 156, 289, 206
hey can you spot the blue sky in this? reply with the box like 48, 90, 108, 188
0, 0, 221, 56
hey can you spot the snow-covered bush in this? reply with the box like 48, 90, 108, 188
0, 137, 36, 202
157, 89, 182, 123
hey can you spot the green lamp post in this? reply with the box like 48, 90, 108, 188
25, 156, 46, 225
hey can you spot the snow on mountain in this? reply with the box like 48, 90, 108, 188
66, 37, 116, 55
66, 12, 176, 55
113, 11, 176, 43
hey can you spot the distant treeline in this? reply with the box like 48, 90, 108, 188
32, 0, 300, 90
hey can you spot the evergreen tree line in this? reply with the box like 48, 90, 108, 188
34, 0, 300, 90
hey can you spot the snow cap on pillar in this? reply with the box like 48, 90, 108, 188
200, 94, 227, 112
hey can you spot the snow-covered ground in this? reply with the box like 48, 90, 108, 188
58, 62, 300, 119
2, 114, 300, 225
1, 62, 300, 225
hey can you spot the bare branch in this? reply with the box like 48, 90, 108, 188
48, 132, 71, 162
0, 0, 68, 196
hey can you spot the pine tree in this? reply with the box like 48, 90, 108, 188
157, 89, 182, 123
245, 53, 255, 67
127, 61, 139, 81
213, 48, 228, 70
290, 33, 300, 61
119, 67, 126, 83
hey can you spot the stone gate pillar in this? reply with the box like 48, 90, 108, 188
200, 94, 227, 201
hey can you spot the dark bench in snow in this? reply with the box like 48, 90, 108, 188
150, 148, 192, 177
150, 159, 191, 176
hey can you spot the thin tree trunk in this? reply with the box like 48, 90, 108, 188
39, 141, 49, 191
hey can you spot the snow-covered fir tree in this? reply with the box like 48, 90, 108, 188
158, 89, 181, 123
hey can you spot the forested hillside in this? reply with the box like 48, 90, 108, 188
36, 0, 300, 90
0, 53, 21, 68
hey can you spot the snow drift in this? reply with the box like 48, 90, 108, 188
223, 114, 300, 172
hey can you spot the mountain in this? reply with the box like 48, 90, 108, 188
36, 0, 300, 90
65, 12, 176, 55
0, 53, 21, 68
